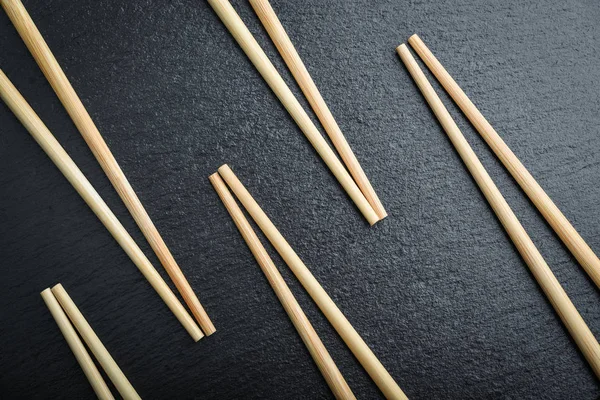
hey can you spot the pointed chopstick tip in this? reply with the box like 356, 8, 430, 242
217, 164, 231, 175
408, 34, 421, 44
396, 43, 409, 54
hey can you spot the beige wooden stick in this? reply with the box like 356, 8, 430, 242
210, 173, 356, 400
249, 0, 387, 220
398, 43, 600, 378
217, 164, 407, 399
0, 70, 202, 342
408, 34, 600, 290
207, 0, 379, 225
51, 284, 141, 400
0, 0, 215, 335
41, 288, 115, 400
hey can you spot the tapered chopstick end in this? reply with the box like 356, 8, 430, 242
217, 164, 231, 175
408, 33, 421, 44
51, 283, 64, 291
396, 43, 408, 54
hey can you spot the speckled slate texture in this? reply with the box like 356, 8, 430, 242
1, 0, 600, 398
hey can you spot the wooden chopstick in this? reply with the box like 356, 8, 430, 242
210, 173, 356, 400
217, 164, 407, 399
51, 284, 141, 400
0, 0, 215, 335
0, 70, 203, 342
41, 288, 115, 400
397, 43, 600, 378
207, 0, 380, 226
407, 34, 600, 290
249, 0, 387, 220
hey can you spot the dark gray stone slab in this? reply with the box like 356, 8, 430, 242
1, 0, 599, 398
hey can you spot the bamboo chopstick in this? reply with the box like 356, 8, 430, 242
249, 0, 387, 220
407, 34, 600, 290
397, 43, 600, 378
207, 0, 379, 226
0, 0, 215, 335
51, 284, 141, 400
217, 164, 407, 399
210, 173, 356, 400
0, 70, 202, 342
41, 288, 115, 400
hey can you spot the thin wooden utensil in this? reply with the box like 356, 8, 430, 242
217, 164, 407, 399
249, 0, 387, 220
1, 0, 215, 335
207, 0, 379, 225
407, 34, 600, 290
51, 284, 141, 400
41, 288, 114, 400
210, 173, 356, 400
0, 70, 202, 342
397, 43, 600, 378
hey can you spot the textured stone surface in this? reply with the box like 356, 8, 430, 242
1, 0, 600, 398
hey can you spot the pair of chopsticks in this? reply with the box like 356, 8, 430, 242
398, 36, 600, 378
1, 0, 214, 337
208, 0, 386, 225
210, 165, 407, 399
0, 70, 201, 341
42, 284, 140, 400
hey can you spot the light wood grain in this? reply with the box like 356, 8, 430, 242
207, 0, 379, 225
217, 164, 407, 399
408, 34, 600, 291
249, 0, 387, 220
51, 284, 141, 400
210, 173, 355, 400
0, 70, 202, 342
0, 0, 215, 335
397, 43, 600, 378
41, 288, 115, 400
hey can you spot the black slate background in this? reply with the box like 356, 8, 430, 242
1, 0, 600, 398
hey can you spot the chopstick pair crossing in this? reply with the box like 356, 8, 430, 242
42, 284, 140, 400
207, 0, 386, 225
1, 0, 215, 336
249, 0, 387, 220
397, 43, 600, 378
211, 165, 407, 399
407, 34, 600, 291
210, 173, 356, 400
0, 70, 202, 342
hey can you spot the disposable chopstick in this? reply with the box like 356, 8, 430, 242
0, 0, 215, 335
210, 173, 356, 400
407, 34, 600, 290
249, 0, 387, 220
41, 288, 114, 400
0, 70, 202, 342
207, 0, 379, 225
51, 284, 141, 400
397, 43, 600, 378
217, 164, 407, 399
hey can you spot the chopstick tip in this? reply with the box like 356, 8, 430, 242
396, 43, 409, 56
217, 164, 231, 174
370, 213, 387, 226
192, 331, 204, 342
204, 327, 217, 336
408, 33, 420, 43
